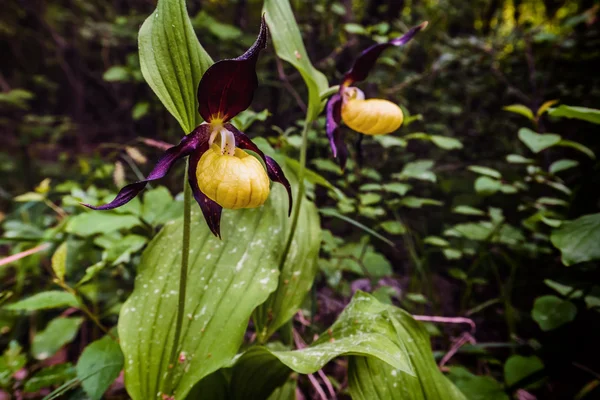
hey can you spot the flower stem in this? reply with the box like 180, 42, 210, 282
165, 160, 192, 394
278, 118, 310, 273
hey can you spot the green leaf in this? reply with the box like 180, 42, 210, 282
536, 99, 559, 117
453, 205, 486, 216
337, 240, 392, 277
396, 160, 436, 182
544, 279, 583, 298
503, 104, 534, 121
77, 336, 124, 400
556, 140, 595, 159
424, 236, 449, 247
405, 132, 462, 150
549, 159, 579, 174
0, 88, 34, 109
186, 370, 229, 400
548, 105, 600, 124
118, 184, 295, 399
139, 0, 213, 132
267, 379, 296, 400
443, 248, 463, 260
263, 0, 329, 121
518, 128, 561, 153
51, 242, 68, 282
132, 102, 150, 120
506, 154, 534, 164
551, 213, 600, 266
231, 108, 270, 131
360, 192, 382, 206
430, 135, 463, 150
468, 165, 501, 179
14, 192, 46, 202
0, 341, 27, 387
380, 221, 406, 235
447, 367, 507, 400
532, 295, 576, 331
374, 135, 408, 148
383, 182, 412, 196
5, 291, 78, 311
232, 292, 426, 400
100, 234, 147, 266
312, 158, 343, 175
103, 66, 130, 82
142, 186, 183, 225
32, 317, 83, 360
447, 223, 494, 241
504, 355, 544, 388
23, 363, 76, 393
344, 23, 368, 34
347, 295, 467, 400
474, 176, 502, 196
398, 197, 443, 208
66, 212, 142, 237
77, 262, 106, 286
192, 11, 242, 41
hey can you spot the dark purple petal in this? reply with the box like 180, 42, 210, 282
325, 93, 348, 169
83, 125, 210, 211
264, 156, 292, 216
188, 145, 223, 238
225, 123, 293, 215
197, 16, 268, 122
343, 21, 427, 86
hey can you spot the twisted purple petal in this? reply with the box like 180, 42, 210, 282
343, 21, 428, 86
226, 123, 293, 215
325, 93, 348, 169
197, 16, 268, 122
83, 126, 210, 211
188, 143, 223, 238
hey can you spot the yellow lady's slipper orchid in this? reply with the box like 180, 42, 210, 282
85, 17, 291, 238
196, 144, 270, 209
326, 21, 428, 167
341, 87, 404, 136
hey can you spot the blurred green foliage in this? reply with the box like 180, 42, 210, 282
1, 0, 600, 399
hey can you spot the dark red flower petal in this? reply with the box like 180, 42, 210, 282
197, 16, 268, 123
343, 21, 427, 86
188, 144, 223, 238
325, 93, 348, 169
83, 125, 210, 211
226, 123, 293, 215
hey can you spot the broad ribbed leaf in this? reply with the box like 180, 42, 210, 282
139, 0, 213, 132
263, 0, 329, 121
118, 184, 309, 399
348, 300, 467, 400
230, 292, 416, 400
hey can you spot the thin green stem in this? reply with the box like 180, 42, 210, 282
278, 117, 310, 271
164, 160, 192, 393
320, 85, 340, 100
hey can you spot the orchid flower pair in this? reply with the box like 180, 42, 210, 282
85, 18, 291, 238
326, 21, 428, 168
87, 18, 426, 237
